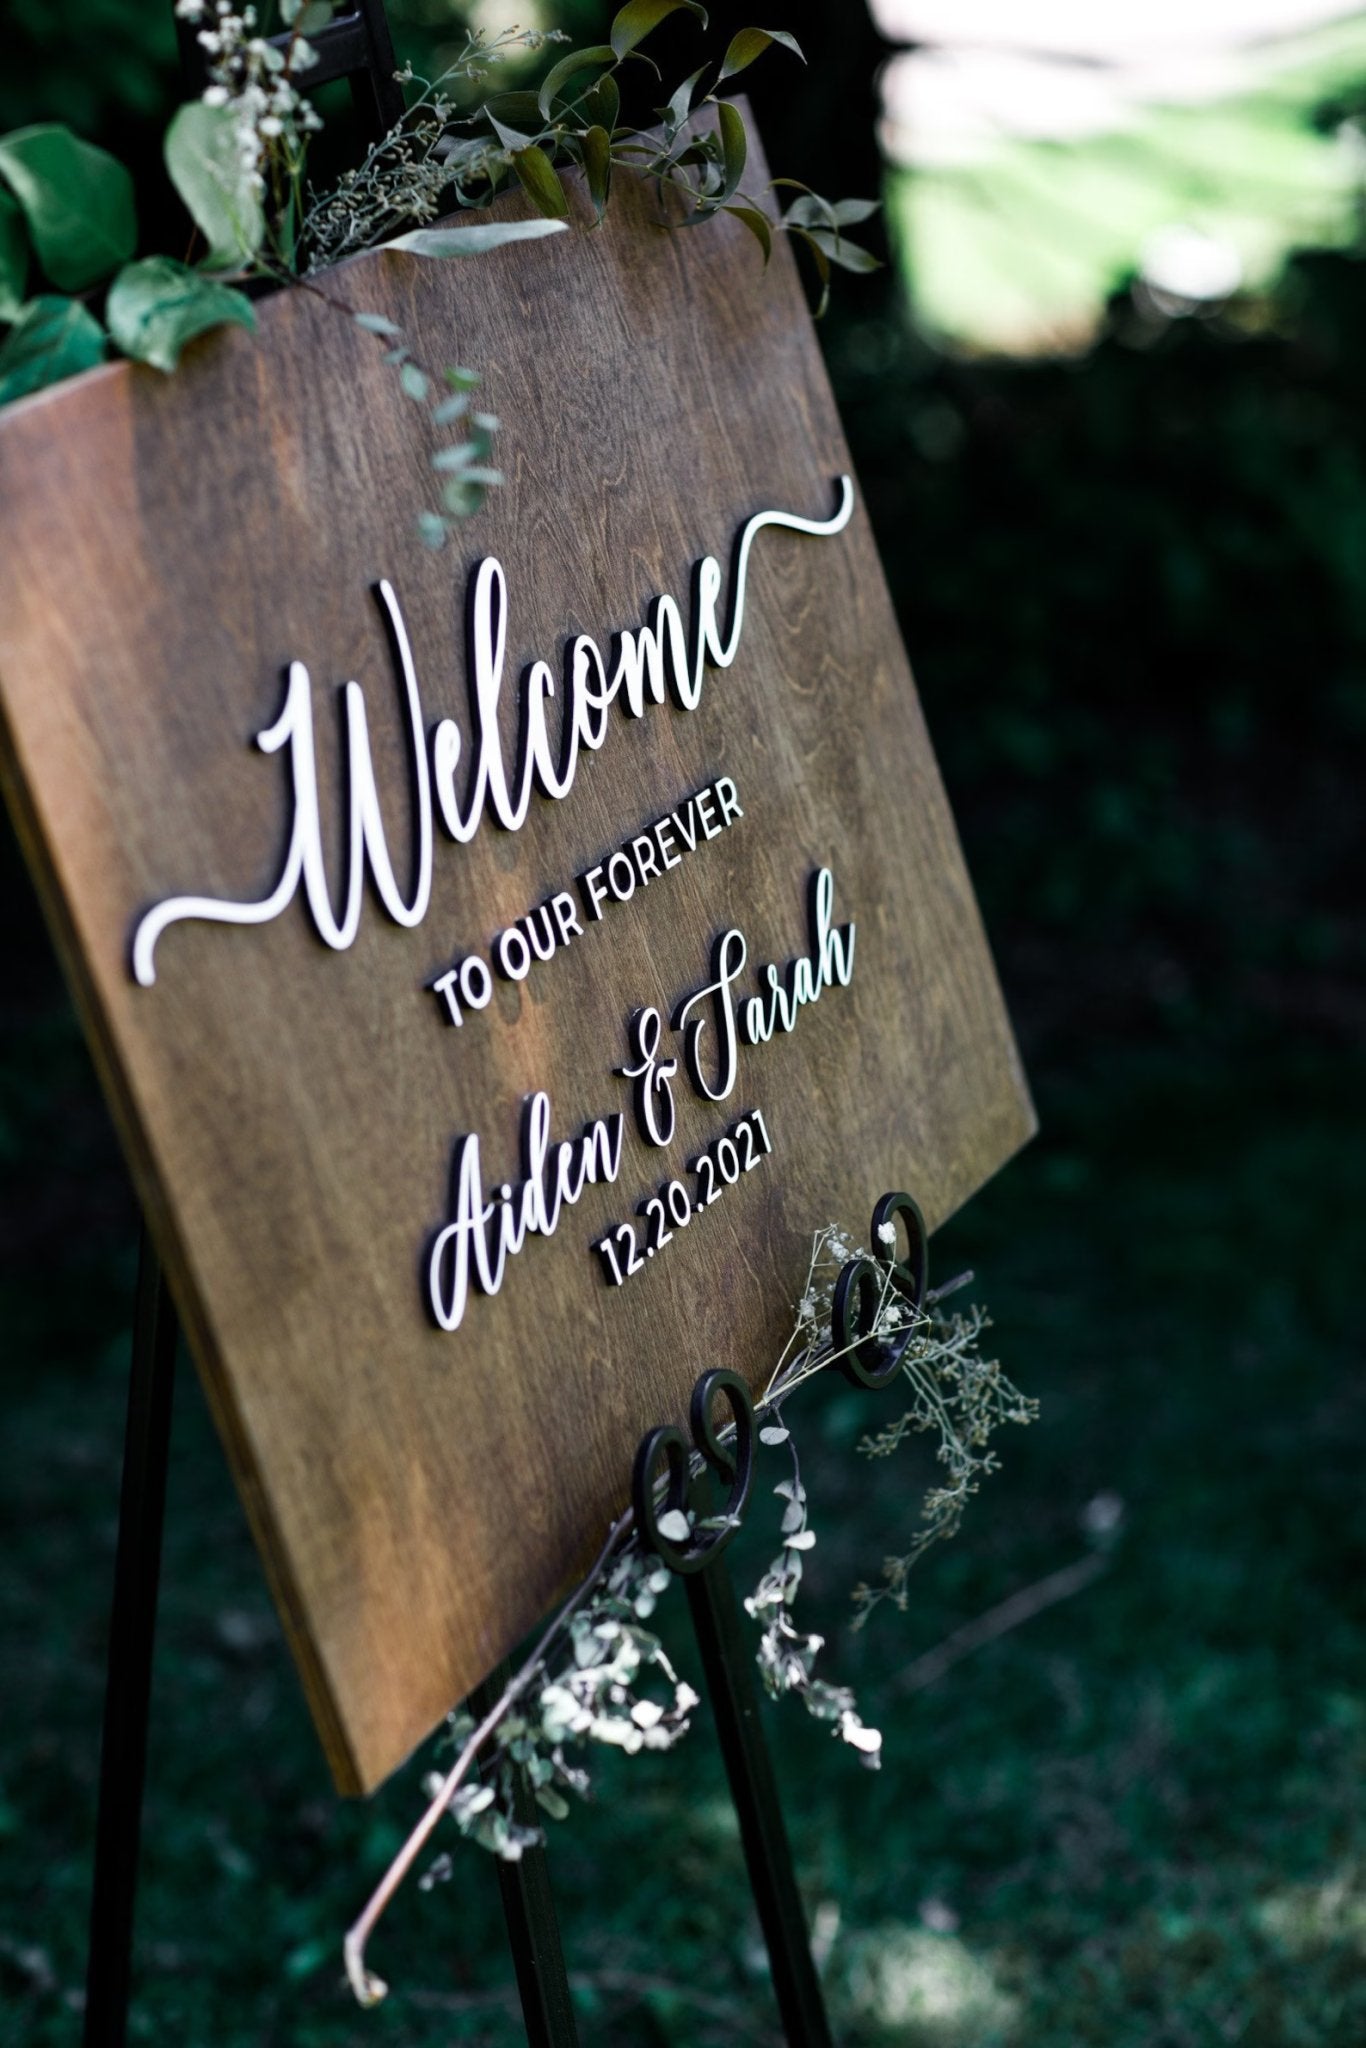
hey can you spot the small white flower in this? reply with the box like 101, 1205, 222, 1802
202, 84, 229, 106
920, 1896, 960, 1934
878, 1220, 898, 1248
1081, 1490, 1125, 1538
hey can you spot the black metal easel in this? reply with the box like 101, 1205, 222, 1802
81, 12, 906, 2040
84, 1183, 928, 2046
80, 1255, 842, 2048
82, 1235, 177, 2048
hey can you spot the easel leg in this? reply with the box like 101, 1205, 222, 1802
469, 1664, 580, 2047
83, 1230, 178, 2048
687, 1553, 833, 2048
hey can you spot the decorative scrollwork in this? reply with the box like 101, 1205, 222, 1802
633, 1367, 755, 1576
832, 1190, 929, 1389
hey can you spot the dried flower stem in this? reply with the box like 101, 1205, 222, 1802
343, 1225, 1033, 2007
343, 1506, 632, 2006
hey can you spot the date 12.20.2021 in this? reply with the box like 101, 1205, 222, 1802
594, 1110, 773, 1287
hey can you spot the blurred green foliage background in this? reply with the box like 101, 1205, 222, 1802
1, 3, 1364, 2043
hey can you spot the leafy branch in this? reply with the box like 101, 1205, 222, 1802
0, 2, 880, 545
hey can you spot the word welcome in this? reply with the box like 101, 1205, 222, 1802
131, 483, 854, 987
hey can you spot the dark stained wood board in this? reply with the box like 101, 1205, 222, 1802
0, 111, 1034, 1795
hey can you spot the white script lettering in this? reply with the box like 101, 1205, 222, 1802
427, 1091, 626, 1332
131, 482, 854, 986
673, 867, 856, 1101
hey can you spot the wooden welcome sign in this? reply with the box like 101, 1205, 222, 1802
0, 118, 1033, 1795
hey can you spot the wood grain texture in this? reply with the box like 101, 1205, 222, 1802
0, 111, 1034, 1795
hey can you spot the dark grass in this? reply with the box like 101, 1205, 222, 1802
3, 975, 1364, 2042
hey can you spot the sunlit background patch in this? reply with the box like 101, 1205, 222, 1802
874, 0, 1366, 348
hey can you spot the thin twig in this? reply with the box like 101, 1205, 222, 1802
896, 1550, 1108, 1695
342, 1507, 632, 2005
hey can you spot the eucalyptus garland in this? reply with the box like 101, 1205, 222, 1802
0, 3, 880, 544
343, 1223, 1035, 2007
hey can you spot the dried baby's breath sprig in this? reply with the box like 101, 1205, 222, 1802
850, 1302, 1039, 1625
297, 27, 563, 274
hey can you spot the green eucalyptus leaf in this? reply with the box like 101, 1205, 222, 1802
537, 45, 616, 121
478, 94, 547, 152
165, 102, 265, 268
0, 188, 27, 319
442, 475, 485, 513
352, 310, 402, 337
677, 100, 746, 221
661, 64, 707, 133
582, 124, 612, 222
387, 219, 568, 258
432, 391, 469, 426
487, 110, 538, 152
293, 0, 335, 33
511, 145, 570, 220
781, 191, 837, 231
105, 258, 255, 373
417, 510, 448, 548
583, 74, 621, 132
787, 222, 831, 316
722, 202, 771, 263
399, 360, 428, 400
831, 197, 881, 225
715, 99, 747, 203
0, 294, 104, 405
804, 226, 881, 274
717, 26, 803, 82
0, 125, 136, 292
609, 0, 707, 61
